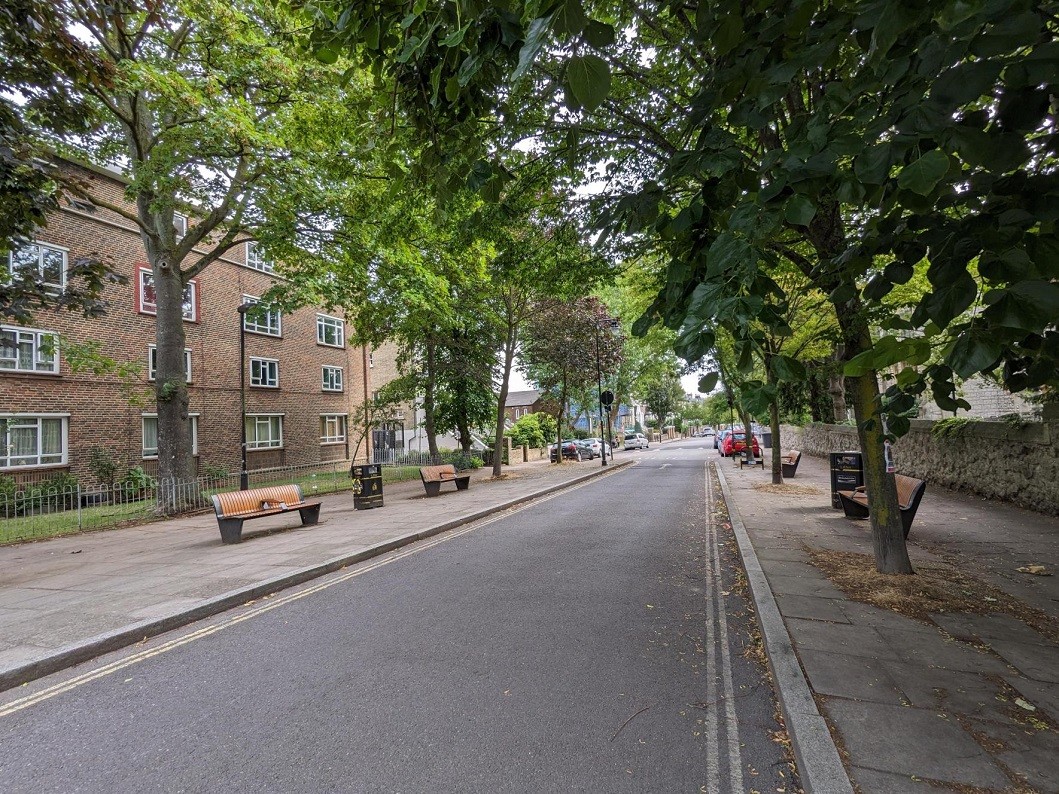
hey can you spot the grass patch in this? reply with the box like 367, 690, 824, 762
806, 547, 1059, 642
752, 482, 823, 497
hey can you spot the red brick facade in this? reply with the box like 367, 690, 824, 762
1, 161, 377, 484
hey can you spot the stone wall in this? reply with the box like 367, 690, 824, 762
785, 406, 1059, 515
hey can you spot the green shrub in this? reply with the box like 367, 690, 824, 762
122, 466, 156, 493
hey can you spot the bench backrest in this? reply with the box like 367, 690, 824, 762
213, 483, 304, 517
420, 464, 457, 482
895, 474, 925, 509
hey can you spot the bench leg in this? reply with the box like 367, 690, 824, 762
838, 493, 870, 520
299, 504, 321, 526
423, 481, 441, 497
218, 518, 244, 544
455, 477, 470, 490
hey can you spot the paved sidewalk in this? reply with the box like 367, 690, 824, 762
719, 452, 1059, 792
0, 458, 628, 690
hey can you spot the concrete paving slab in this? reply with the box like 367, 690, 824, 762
984, 637, 1059, 683
822, 699, 1012, 789
765, 573, 846, 599
880, 660, 1017, 723
1003, 676, 1059, 723
787, 618, 903, 661
884, 626, 1014, 675
774, 594, 851, 624
849, 765, 940, 792
964, 718, 1059, 792
839, 602, 939, 634
797, 649, 907, 704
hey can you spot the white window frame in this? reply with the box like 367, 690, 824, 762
141, 413, 199, 459
0, 413, 69, 470
249, 356, 279, 388
245, 241, 274, 273
173, 212, 187, 239
0, 325, 59, 375
241, 294, 282, 337
320, 414, 347, 444
316, 314, 345, 348
147, 345, 192, 382
246, 414, 283, 450
321, 365, 344, 392
138, 266, 198, 322
7, 241, 68, 293
369, 352, 374, 368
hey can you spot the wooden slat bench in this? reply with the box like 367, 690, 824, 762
210, 484, 321, 544
781, 450, 802, 478
420, 464, 471, 497
838, 474, 927, 538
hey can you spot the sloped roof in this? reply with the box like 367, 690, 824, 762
505, 389, 542, 407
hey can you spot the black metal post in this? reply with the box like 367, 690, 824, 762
237, 302, 252, 490
595, 329, 607, 467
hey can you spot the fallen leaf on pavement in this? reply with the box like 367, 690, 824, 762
1016, 565, 1052, 576
1015, 698, 1037, 712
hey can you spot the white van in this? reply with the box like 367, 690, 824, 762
624, 432, 649, 450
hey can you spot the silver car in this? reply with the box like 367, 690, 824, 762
624, 432, 649, 450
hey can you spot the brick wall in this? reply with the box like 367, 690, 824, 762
2, 161, 369, 485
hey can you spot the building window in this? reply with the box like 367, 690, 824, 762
369, 352, 374, 368
8, 241, 67, 293
0, 415, 67, 469
173, 213, 187, 239
250, 357, 279, 388
142, 414, 198, 458
245, 241, 274, 273
241, 295, 282, 337
316, 314, 344, 348
0, 326, 59, 374
147, 345, 192, 382
137, 266, 198, 321
320, 414, 347, 444
322, 365, 343, 392
246, 414, 283, 449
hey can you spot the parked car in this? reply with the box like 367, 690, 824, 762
581, 438, 612, 459
716, 428, 732, 452
722, 431, 761, 458
703, 426, 715, 437
575, 439, 599, 459
623, 432, 649, 450
549, 439, 584, 462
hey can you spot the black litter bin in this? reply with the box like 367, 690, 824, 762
351, 463, 384, 510
829, 451, 863, 509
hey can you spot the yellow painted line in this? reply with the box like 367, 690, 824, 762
0, 467, 628, 718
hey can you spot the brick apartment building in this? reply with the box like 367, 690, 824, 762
2, 159, 379, 485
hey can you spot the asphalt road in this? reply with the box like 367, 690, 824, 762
0, 440, 795, 793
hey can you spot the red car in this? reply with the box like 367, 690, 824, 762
721, 430, 760, 457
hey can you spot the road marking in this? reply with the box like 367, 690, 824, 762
704, 462, 744, 791
0, 468, 632, 718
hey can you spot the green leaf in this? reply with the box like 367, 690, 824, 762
770, 355, 806, 381
514, 15, 553, 81
854, 143, 892, 184
444, 76, 460, 102
947, 334, 1002, 379
783, 195, 816, 226
921, 271, 978, 327
930, 60, 1002, 107
897, 150, 950, 195
565, 54, 611, 112
714, 14, 744, 57
698, 372, 720, 393
553, 0, 587, 37
582, 19, 616, 48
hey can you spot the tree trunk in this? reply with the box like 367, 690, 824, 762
839, 316, 913, 574
492, 320, 516, 477
829, 345, 848, 422
423, 340, 439, 457
152, 261, 195, 513
769, 398, 783, 485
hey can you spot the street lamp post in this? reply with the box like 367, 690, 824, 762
237, 302, 253, 490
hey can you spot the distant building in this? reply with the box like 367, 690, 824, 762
503, 389, 545, 423
2, 158, 386, 484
